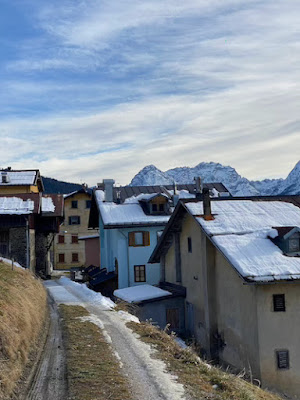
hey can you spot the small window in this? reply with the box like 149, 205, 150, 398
134, 265, 146, 282
273, 294, 285, 312
72, 253, 79, 262
152, 204, 158, 212
276, 350, 289, 369
159, 203, 165, 212
86, 200, 91, 209
69, 216, 81, 225
128, 231, 150, 247
58, 235, 65, 244
72, 235, 78, 244
71, 200, 78, 209
58, 253, 65, 263
289, 238, 300, 252
188, 237, 192, 253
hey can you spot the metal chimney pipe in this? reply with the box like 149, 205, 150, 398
195, 176, 202, 199
103, 179, 115, 202
203, 187, 213, 220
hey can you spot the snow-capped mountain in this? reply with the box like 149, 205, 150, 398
130, 161, 300, 196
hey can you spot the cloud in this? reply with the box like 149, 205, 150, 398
0, 1, 299, 184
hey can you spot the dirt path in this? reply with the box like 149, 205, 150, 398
24, 296, 67, 400
44, 279, 189, 400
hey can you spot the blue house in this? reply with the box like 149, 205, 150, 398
88, 179, 230, 290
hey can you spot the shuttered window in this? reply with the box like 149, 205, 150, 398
134, 265, 146, 282
69, 216, 80, 225
128, 231, 150, 247
72, 253, 79, 262
58, 253, 65, 263
72, 235, 78, 244
273, 294, 285, 312
276, 350, 289, 369
58, 235, 65, 244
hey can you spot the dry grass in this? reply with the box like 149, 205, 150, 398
59, 305, 132, 400
0, 262, 47, 399
127, 321, 282, 400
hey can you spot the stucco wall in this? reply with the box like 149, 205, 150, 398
84, 238, 100, 267
256, 283, 300, 396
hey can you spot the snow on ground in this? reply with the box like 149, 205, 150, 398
114, 284, 172, 303
45, 278, 188, 400
0, 257, 24, 269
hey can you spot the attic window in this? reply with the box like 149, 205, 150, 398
273, 294, 285, 312
276, 350, 289, 369
289, 237, 300, 252
128, 231, 150, 247
1, 173, 9, 184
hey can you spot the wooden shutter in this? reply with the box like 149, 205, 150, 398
273, 294, 285, 312
128, 232, 135, 246
166, 308, 179, 330
143, 231, 150, 246
276, 350, 289, 369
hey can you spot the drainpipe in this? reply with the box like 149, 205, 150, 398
119, 231, 130, 287
25, 216, 30, 269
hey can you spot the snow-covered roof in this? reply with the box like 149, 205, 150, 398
41, 197, 55, 213
114, 284, 172, 303
186, 200, 300, 236
0, 170, 37, 186
99, 203, 170, 227
0, 197, 34, 214
185, 200, 300, 282
124, 193, 169, 204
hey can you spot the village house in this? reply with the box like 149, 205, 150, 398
0, 169, 64, 275
54, 186, 98, 270
88, 179, 230, 292
149, 190, 300, 397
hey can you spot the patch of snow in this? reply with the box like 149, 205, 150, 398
58, 277, 116, 309
0, 197, 34, 214
99, 202, 170, 226
0, 257, 24, 269
174, 337, 188, 349
0, 170, 36, 186
95, 190, 105, 203
117, 310, 140, 323
42, 197, 55, 212
114, 284, 172, 303
124, 193, 169, 204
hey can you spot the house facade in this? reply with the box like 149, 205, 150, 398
54, 187, 98, 270
0, 168, 44, 194
150, 193, 300, 397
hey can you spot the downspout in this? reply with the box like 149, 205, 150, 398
119, 231, 130, 287
25, 216, 30, 269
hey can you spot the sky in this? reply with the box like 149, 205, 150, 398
0, 0, 299, 186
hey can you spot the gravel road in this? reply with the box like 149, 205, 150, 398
44, 279, 189, 400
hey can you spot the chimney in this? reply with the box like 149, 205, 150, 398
195, 176, 202, 199
203, 187, 213, 220
103, 179, 115, 202
172, 181, 179, 207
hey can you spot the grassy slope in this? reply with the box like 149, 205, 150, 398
59, 305, 132, 400
0, 262, 47, 399
128, 321, 282, 400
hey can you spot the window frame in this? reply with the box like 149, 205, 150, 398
273, 294, 286, 312
86, 200, 91, 209
69, 216, 81, 225
134, 265, 146, 282
71, 200, 78, 209
58, 253, 65, 263
71, 235, 79, 244
72, 253, 79, 263
276, 349, 289, 370
58, 234, 65, 244
128, 231, 150, 247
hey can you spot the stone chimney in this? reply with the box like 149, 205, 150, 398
103, 179, 115, 202
203, 187, 213, 220
195, 176, 202, 199
172, 181, 179, 207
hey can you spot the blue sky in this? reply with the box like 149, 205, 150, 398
0, 0, 299, 185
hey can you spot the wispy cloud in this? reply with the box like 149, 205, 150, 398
0, 0, 299, 184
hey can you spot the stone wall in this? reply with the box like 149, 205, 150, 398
9, 227, 27, 268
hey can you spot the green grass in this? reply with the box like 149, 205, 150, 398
59, 305, 132, 400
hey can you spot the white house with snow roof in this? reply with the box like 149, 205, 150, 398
149, 190, 300, 397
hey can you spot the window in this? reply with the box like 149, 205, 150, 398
71, 235, 78, 244
71, 200, 78, 209
86, 200, 91, 209
128, 231, 150, 247
289, 237, 300, 252
72, 253, 79, 262
166, 308, 179, 330
276, 350, 289, 369
134, 265, 146, 282
69, 216, 80, 225
273, 294, 285, 312
159, 203, 165, 212
58, 235, 65, 244
188, 237, 192, 253
152, 204, 158, 212
58, 253, 65, 263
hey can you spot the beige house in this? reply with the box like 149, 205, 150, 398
150, 191, 300, 397
54, 187, 98, 270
